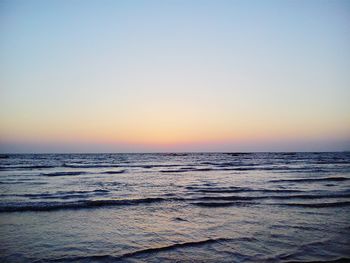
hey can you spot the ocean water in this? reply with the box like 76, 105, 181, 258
0, 152, 349, 262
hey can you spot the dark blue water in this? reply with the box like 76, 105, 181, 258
0, 152, 349, 262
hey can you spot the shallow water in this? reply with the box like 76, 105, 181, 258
0, 152, 349, 262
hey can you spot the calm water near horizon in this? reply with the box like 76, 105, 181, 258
0, 152, 349, 262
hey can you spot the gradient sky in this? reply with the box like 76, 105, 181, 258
1, 0, 350, 153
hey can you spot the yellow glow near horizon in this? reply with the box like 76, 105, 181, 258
1, 102, 349, 148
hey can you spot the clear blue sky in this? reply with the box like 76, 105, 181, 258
1, 0, 350, 152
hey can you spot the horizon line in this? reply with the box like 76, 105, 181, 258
1, 150, 349, 155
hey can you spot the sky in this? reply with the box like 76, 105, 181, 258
1, 0, 350, 153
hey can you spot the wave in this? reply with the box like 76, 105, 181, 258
199, 161, 243, 166
312, 159, 350, 164
0, 165, 56, 170
118, 237, 233, 259
1, 163, 347, 174
191, 201, 257, 207
269, 177, 349, 183
186, 186, 250, 193
63, 164, 120, 168
160, 167, 214, 173
4, 189, 348, 206
186, 186, 304, 194
160, 167, 260, 173
286, 258, 350, 263
63, 163, 185, 169
257, 189, 305, 193
276, 201, 350, 208
141, 164, 187, 168
193, 193, 350, 202
162, 153, 189, 157
269, 193, 350, 200
41, 170, 126, 176
195, 196, 261, 201
0, 197, 169, 213
0, 181, 47, 185
223, 152, 254, 155
40, 171, 88, 176
101, 170, 126, 174
160, 166, 343, 173
9, 189, 110, 200
48, 237, 248, 262
192, 200, 350, 209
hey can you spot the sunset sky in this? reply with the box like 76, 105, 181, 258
1, 0, 350, 153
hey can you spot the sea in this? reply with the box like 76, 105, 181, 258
0, 152, 349, 262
